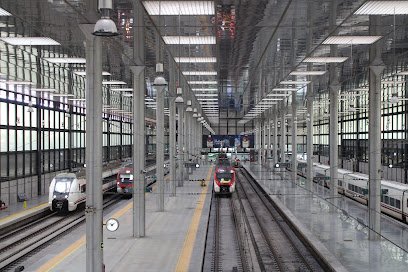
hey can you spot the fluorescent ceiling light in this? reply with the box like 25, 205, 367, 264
303, 57, 348, 63
111, 88, 133, 92
382, 80, 405, 84
123, 94, 133, 97
290, 71, 327, 76
353, 88, 369, 91
267, 93, 291, 97
68, 98, 86, 101
0, 37, 60, 46
323, 36, 382, 45
262, 98, 282, 101
1, 81, 34, 85
279, 81, 311, 85
197, 98, 218, 101
355, 1, 408, 15
0, 8, 11, 16
74, 71, 111, 76
183, 71, 217, 76
195, 94, 218, 96
175, 57, 216, 63
43, 58, 86, 64
102, 81, 127, 85
143, 1, 214, 15
52, 94, 75, 97
192, 88, 218, 91
163, 36, 215, 44
272, 88, 298, 91
31, 88, 57, 92
188, 81, 217, 85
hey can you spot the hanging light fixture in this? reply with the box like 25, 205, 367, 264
93, 0, 119, 36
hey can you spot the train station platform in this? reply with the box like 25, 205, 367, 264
244, 162, 408, 272
27, 164, 214, 272
0, 194, 49, 230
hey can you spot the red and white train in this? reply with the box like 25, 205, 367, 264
298, 160, 408, 223
214, 168, 236, 195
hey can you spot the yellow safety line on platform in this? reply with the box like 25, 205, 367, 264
175, 166, 213, 272
0, 202, 48, 224
36, 175, 171, 272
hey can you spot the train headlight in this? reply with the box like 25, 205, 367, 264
65, 195, 68, 199
53, 195, 56, 199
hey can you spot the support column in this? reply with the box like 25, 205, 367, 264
156, 86, 165, 211
257, 120, 262, 163
329, 0, 339, 212
169, 98, 176, 196
267, 114, 271, 169
80, 24, 103, 272
306, 95, 314, 192
263, 119, 267, 165
272, 108, 278, 168
280, 99, 286, 166
177, 104, 184, 186
292, 94, 298, 183
131, 0, 146, 238
368, 15, 384, 240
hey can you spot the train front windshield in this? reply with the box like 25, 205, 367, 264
54, 177, 74, 194
216, 172, 234, 181
120, 174, 133, 185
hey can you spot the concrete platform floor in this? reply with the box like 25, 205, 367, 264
27, 165, 214, 272
245, 162, 408, 272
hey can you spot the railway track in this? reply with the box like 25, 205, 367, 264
203, 193, 247, 272
235, 168, 326, 272
0, 195, 124, 271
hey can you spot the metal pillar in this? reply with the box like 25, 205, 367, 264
131, 0, 146, 238
368, 15, 384, 240
169, 98, 176, 196
272, 108, 278, 168
263, 119, 267, 165
80, 24, 103, 272
156, 86, 165, 212
280, 99, 286, 165
292, 93, 298, 183
257, 120, 262, 163
177, 104, 184, 186
306, 95, 314, 192
267, 115, 271, 169
329, 0, 339, 212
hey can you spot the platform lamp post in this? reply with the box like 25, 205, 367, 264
153, 63, 167, 212
81, 0, 118, 271
175, 88, 184, 187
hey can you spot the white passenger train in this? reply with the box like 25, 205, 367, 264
49, 161, 123, 212
297, 160, 408, 223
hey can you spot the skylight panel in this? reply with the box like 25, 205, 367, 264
303, 57, 348, 63
188, 81, 217, 85
183, 71, 217, 76
102, 81, 127, 85
323, 36, 382, 45
143, 1, 214, 15
111, 88, 134, 92
43, 58, 86, 64
175, 57, 216, 63
74, 71, 111, 76
192, 88, 218, 91
163, 36, 215, 44
355, 1, 408, 15
0, 8, 11, 16
0, 37, 60, 46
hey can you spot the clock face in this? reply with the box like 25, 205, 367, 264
106, 218, 119, 232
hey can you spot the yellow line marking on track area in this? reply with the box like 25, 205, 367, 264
0, 202, 48, 224
36, 175, 171, 272
175, 166, 213, 272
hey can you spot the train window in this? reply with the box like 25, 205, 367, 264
396, 199, 401, 209
390, 198, 395, 207
381, 195, 384, 202
384, 196, 389, 205
348, 184, 351, 190
338, 180, 342, 186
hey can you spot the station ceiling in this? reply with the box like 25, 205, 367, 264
0, 0, 407, 134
